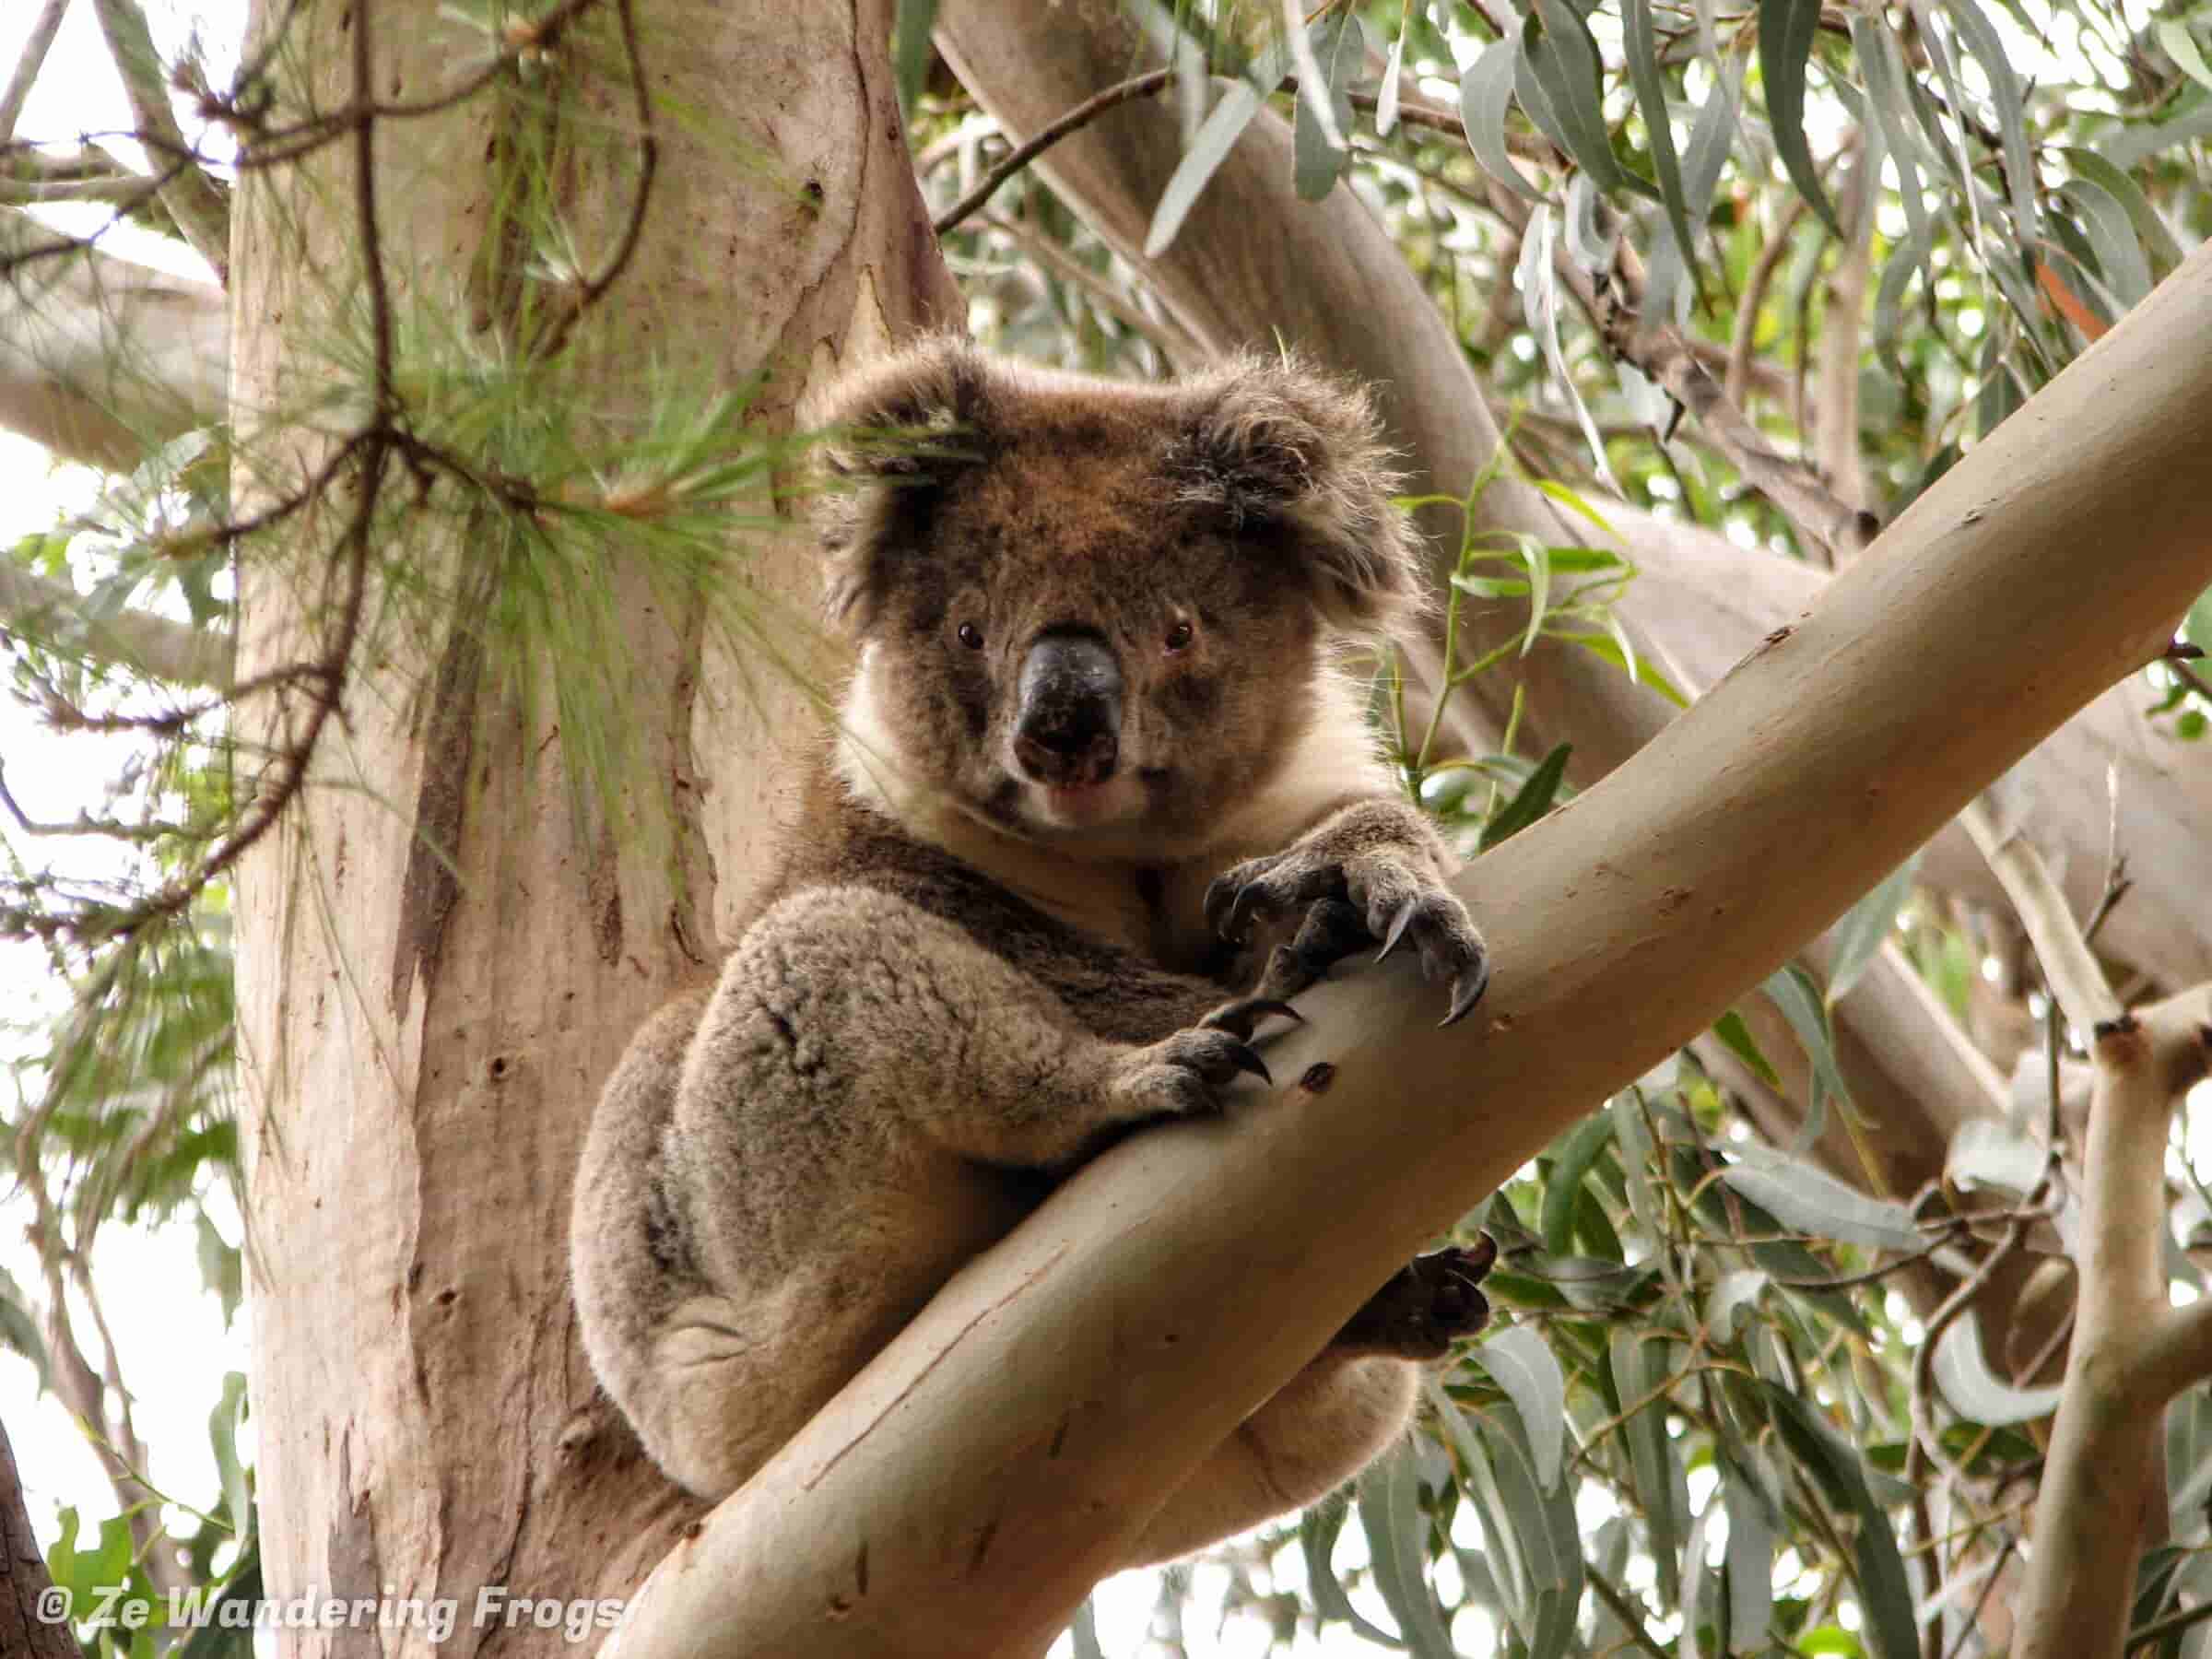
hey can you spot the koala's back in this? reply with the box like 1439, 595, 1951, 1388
571, 771, 1230, 1499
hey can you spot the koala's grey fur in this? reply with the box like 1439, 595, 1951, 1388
569, 340, 1491, 1565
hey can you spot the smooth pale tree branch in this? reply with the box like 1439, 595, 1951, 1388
2012, 988, 2212, 1659
1959, 796, 2123, 1036
85, 0, 229, 280
603, 240, 2212, 1659
0, 208, 227, 469
0, 558, 230, 688
0, 0, 71, 146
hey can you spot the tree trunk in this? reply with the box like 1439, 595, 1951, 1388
228, 3, 956, 1652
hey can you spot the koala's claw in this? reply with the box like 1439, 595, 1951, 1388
1122, 1024, 1277, 1117
1210, 841, 1489, 1027
1200, 996, 1303, 1041
1334, 1238, 1499, 1359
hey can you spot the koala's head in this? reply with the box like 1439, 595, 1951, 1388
816, 338, 1423, 859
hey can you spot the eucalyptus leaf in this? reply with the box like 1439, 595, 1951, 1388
1825, 852, 1921, 1006
1459, 38, 1547, 202
1145, 40, 1291, 257
1932, 1311, 2064, 1425
1611, 1331, 1684, 1605
1517, 0, 1645, 196
2065, 148, 2185, 276
1379, 1, 1416, 135
1624, 0, 1695, 269
1724, 1473, 1775, 1646
1477, 1326, 1570, 1489
2057, 177, 2152, 309
1758, 0, 1841, 235
1942, 0, 2039, 245
1301, 1495, 1408, 1647
1541, 1109, 1616, 1255
1359, 1441, 1462, 1657
1717, 1145, 1924, 1253
891, 0, 938, 115
1294, 15, 1365, 202
1480, 742, 1571, 849
1762, 1384, 1919, 1659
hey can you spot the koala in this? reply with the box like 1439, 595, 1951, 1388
569, 340, 1495, 1566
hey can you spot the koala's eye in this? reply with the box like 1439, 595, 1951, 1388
957, 621, 985, 651
1163, 618, 1195, 654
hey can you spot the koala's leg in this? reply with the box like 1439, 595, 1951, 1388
1207, 797, 1489, 1026
1117, 1243, 1494, 1567
1120, 1355, 1418, 1568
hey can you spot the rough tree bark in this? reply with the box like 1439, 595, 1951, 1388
607, 243, 2212, 1658
228, 2, 956, 1653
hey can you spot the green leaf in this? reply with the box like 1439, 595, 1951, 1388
1624, 0, 1695, 276
196, 1213, 243, 1327
1717, 1145, 1924, 1253
1300, 1494, 1407, 1647
1379, 2, 1417, 135
1541, 1110, 1616, 1255
1707, 1268, 1769, 1341
1519, 540, 1553, 654
1517, 0, 1641, 196
1724, 1474, 1776, 1647
2064, 148, 2184, 278
1764, 961, 1852, 1124
1712, 1009, 1781, 1088
1610, 1331, 1684, 1605
1762, 1385, 1919, 1659
0, 1265, 51, 1393
1459, 38, 1547, 202
1852, 14, 1932, 248
2057, 177, 2153, 310
1479, 742, 1571, 849
1476, 1327, 1569, 1489
2157, 18, 2212, 94
208, 1371, 253, 1542
1145, 40, 1291, 257
1932, 1311, 2063, 1425
1942, 0, 2039, 246
1758, 0, 1841, 235
890, 0, 938, 116
1358, 1441, 1461, 1657
1294, 15, 1365, 202
1825, 853, 1920, 1006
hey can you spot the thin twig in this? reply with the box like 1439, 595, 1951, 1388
86, 0, 230, 277
535, 0, 655, 357
1726, 194, 1809, 406
0, 0, 72, 145
935, 69, 1171, 235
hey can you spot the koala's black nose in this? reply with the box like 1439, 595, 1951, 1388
1013, 630, 1122, 786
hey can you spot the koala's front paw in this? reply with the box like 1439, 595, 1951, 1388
1112, 998, 1301, 1117
1333, 1237, 1499, 1360
1204, 804, 1489, 1026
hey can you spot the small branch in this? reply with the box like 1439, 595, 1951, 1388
1958, 796, 2123, 1034
935, 69, 1171, 236
531, 0, 656, 358
1583, 267, 1877, 559
1813, 141, 1875, 535
1726, 194, 1809, 407
0, 0, 71, 146
86, 0, 230, 280
977, 211, 1200, 364
0, 560, 231, 688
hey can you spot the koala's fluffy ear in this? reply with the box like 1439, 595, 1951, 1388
814, 336, 995, 630
1173, 356, 1426, 636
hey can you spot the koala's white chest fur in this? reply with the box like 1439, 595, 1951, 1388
835, 644, 1396, 962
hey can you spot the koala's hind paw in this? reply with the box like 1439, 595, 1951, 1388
1205, 823, 1489, 1027
1333, 1237, 1498, 1360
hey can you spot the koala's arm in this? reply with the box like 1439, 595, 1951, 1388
677, 885, 1283, 1183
